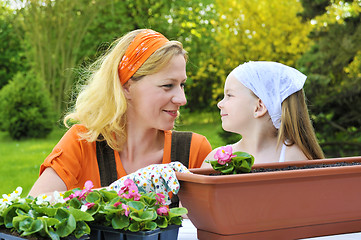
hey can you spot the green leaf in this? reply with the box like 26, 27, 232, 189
169, 216, 182, 225
33, 205, 58, 217
13, 215, 32, 231
67, 207, 94, 222
145, 221, 157, 230
68, 198, 82, 209
155, 216, 168, 228
98, 189, 118, 202
127, 201, 146, 211
21, 219, 43, 236
128, 222, 140, 232
54, 209, 76, 237
140, 195, 157, 207
86, 192, 101, 203
73, 221, 91, 239
111, 213, 129, 230
169, 207, 188, 216
4, 205, 18, 228
129, 209, 157, 222
39, 216, 60, 226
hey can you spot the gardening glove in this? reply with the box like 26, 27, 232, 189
108, 161, 190, 203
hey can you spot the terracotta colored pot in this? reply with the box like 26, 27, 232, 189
176, 156, 361, 240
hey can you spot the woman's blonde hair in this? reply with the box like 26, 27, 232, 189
278, 90, 325, 159
64, 29, 187, 151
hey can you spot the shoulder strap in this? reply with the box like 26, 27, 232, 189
170, 131, 193, 208
96, 140, 118, 187
170, 131, 193, 167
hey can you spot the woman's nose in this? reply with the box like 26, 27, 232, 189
172, 88, 187, 106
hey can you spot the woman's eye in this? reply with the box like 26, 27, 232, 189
162, 84, 173, 88
181, 82, 186, 88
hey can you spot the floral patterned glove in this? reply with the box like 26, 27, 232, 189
108, 162, 190, 204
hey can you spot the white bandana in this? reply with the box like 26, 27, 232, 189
230, 61, 306, 129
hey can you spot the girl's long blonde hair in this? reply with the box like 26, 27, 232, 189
64, 29, 186, 151
278, 90, 325, 159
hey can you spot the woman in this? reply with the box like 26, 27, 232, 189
29, 29, 212, 197
203, 61, 324, 165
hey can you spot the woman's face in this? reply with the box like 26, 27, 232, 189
217, 73, 257, 134
125, 54, 187, 131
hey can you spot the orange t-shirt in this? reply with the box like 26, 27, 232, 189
40, 124, 212, 190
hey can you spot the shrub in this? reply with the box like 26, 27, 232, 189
0, 72, 54, 139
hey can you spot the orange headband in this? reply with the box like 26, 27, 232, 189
118, 29, 169, 85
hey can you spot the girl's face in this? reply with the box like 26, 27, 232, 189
125, 54, 187, 131
218, 73, 257, 134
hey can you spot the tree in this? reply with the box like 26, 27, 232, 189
0, 2, 24, 89
206, 0, 314, 105
298, 0, 361, 156
13, 0, 108, 116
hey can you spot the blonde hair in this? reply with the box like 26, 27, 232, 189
64, 29, 187, 151
278, 90, 325, 159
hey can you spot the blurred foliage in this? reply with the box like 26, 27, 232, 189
209, 0, 314, 106
0, 2, 25, 89
298, 0, 361, 157
0, 72, 54, 139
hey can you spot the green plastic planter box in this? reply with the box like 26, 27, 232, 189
89, 225, 180, 240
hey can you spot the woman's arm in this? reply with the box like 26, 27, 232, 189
28, 167, 67, 197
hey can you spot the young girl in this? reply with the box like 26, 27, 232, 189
203, 61, 324, 165
29, 29, 212, 197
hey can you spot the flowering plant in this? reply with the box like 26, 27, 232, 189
206, 146, 255, 174
0, 179, 187, 239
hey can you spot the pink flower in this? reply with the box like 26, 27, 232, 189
214, 146, 236, 165
122, 203, 130, 216
155, 193, 166, 205
85, 202, 95, 209
84, 180, 94, 191
122, 186, 141, 201
118, 179, 137, 196
64, 180, 94, 202
157, 206, 169, 216
80, 202, 95, 212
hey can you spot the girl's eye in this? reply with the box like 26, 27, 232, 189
162, 84, 173, 88
181, 82, 186, 88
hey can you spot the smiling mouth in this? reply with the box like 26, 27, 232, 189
164, 110, 178, 117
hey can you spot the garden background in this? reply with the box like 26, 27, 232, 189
0, 0, 361, 195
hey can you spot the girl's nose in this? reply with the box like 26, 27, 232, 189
217, 98, 224, 109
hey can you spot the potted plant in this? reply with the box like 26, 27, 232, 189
176, 147, 361, 240
0, 179, 187, 240
0, 187, 92, 240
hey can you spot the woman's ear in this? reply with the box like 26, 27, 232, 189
122, 82, 132, 100
254, 98, 268, 118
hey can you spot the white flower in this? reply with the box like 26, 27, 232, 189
11, 187, 23, 199
80, 205, 88, 212
53, 191, 65, 204
36, 194, 52, 205
1, 194, 12, 206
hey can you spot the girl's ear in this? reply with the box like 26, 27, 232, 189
254, 98, 268, 118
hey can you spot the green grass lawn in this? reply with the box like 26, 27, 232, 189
0, 111, 226, 196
